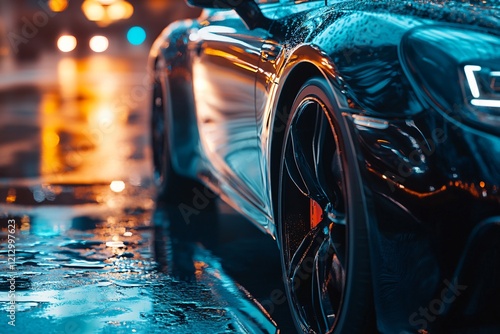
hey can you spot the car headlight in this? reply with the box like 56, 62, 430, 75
400, 26, 500, 133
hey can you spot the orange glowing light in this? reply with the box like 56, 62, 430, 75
43, 131, 60, 148
82, 0, 106, 21
6, 188, 16, 204
41, 93, 64, 176
107, 1, 134, 20
49, 0, 68, 12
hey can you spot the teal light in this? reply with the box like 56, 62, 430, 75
127, 26, 146, 46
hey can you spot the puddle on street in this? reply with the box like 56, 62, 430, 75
0, 189, 277, 334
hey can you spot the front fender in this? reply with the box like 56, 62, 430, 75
312, 11, 428, 117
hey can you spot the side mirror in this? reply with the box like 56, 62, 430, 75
186, 0, 273, 30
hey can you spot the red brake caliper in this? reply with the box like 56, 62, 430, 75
310, 199, 323, 229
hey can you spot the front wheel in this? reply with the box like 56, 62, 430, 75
278, 78, 373, 333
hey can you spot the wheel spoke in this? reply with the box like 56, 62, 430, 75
284, 100, 347, 216
281, 90, 353, 333
288, 125, 326, 205
312, 234, 336, 331
288, 223, 327, 329
284, 125, 309, 197
327, 253, 346, 316
288, 221, 326, 278
286, 214, 348, 330
285, 102, 332, 207
312, 103, 330, 201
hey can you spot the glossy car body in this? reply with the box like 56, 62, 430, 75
149, 0, 500, 333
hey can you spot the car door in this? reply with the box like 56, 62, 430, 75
190, 2, 280, 226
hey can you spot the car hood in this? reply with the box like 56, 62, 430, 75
332, 0, 500, 28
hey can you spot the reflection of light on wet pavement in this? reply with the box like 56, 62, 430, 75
30, 212, 73, 237
40, 91, 63, 176
106, 241, 126, 248
0, 209, 278, 333
35, 55, 151, 186
57, 57, 77, 99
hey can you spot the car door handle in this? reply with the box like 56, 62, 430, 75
261, 43, 281, 62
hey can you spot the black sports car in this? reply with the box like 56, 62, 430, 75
148, 0, 500, 333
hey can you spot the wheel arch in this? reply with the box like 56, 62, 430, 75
268, 45, 340, 225
150, 19, 202, 179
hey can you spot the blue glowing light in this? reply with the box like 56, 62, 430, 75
127, 26, 146, 46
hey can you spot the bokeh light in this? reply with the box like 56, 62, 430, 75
89, 36, 109, 53
43, 131, 60, 148
110, 180, 126, 193
127, 26, 146, 46
82, 0, 133, 24
82, 0, 106, 21
48, 0, 68, 12
108, 1, 134, 20
57, 35, 77, 53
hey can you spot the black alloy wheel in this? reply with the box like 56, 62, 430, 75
279, 78, 373, 333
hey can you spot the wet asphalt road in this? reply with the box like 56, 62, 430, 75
0, 53, 295, 333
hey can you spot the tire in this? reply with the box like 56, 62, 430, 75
278, 78, 373, 333
151, 65, 216, 211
